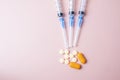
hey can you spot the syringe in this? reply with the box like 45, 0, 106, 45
69, 0, 75, 47
73, 0, 87, 47
55, 0, 68, 48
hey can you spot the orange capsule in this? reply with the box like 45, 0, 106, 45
69, 62, 81, 69
77, 53, 87, 64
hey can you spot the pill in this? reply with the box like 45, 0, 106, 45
72, 50, 78, 55
59, 49, 65, 55
77, 53, 87, 64
64, 54, 70, 59
64, 49, 70, 54
64, 59, 70, 65
59, 58, 65, 64
69, 54, 75, 59
69, 62, 81, 69
71, 57, 78, 62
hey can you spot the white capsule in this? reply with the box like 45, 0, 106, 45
71, 57, 78, 62
72, 50, 78, 55
69, 54, 75, 59
64, 59, 70, 65
64, 49, 70, 54
59, 58, 65, 64
59, 49, 65, 55
64, 54, 70, 59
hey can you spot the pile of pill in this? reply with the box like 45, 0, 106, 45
59, 49, 87, 69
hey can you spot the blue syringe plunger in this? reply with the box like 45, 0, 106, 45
59, 17, 65, 28
78, 13, 84, 27
69, 15, 74, 27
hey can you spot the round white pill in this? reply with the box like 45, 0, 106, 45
59, 49, 65, 55
59, 58, 65, 64
64, 49, 70, 54
64, 59, 70, 65
71, 57, 78, 62
69, 54, 75, 59
72, 50, 78, 55
64, 54, 70, 59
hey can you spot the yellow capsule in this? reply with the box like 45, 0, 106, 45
77, 53, 87, 64
69, 62, 81, 69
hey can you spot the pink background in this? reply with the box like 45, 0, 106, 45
0, 0, 120, 80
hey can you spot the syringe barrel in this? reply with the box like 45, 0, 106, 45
73, 15, 83, 47
69, 0, 75, 13
59, 17, 68, 48
69, 0, 75, 47
79, 0, 87, 12
55, 0, 63, 17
